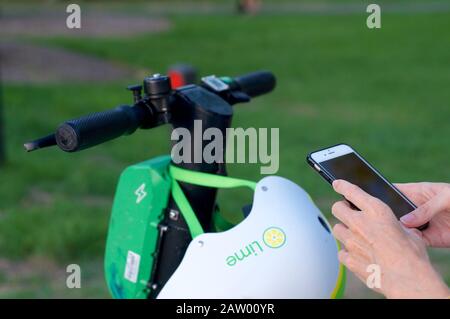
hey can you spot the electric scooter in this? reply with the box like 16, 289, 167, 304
25, 71, 345, 299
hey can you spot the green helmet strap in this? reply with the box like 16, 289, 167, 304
169, 165, 257, 239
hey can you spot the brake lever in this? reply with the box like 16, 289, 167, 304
24, 134, 57, 152
226, 91, 251, 104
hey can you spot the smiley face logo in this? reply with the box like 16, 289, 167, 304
263, 227, 286, 248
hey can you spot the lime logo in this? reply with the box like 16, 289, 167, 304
225, 226, 286, 267
263, 227, 286, 248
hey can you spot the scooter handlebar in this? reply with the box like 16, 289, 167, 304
25, 70, 276, 153
55, 105, 145, 152
233, 71, 276, 98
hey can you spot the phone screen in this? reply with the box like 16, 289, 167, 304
319, 152, 415, 218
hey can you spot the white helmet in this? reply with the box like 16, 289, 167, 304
158, 175, 345, 299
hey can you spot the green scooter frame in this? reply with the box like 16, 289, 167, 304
25, 71, 345, 299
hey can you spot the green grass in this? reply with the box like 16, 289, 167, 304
2, 6, 450, 298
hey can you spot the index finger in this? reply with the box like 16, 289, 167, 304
332, 179, 384, 212
394, 183, 425, 205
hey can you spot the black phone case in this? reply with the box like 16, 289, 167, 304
306, 143, 429, 230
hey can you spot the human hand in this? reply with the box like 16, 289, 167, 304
332, 179, 449, 299
396, 182, 450, 248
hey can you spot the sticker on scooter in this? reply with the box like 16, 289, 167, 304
124, 250, 141, 283
134, 183, 147, 204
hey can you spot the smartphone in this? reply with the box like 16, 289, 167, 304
307, 143, 427, 229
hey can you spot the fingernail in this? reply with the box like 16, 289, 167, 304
400, 213, 416, 224
332, 180, 341, 190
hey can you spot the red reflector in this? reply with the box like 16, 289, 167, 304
169, 71, 185, 89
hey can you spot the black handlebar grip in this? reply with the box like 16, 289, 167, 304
55, 105, 143, 152
234, 71, 276, 98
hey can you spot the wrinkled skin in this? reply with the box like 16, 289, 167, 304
397, 182, 450, 248
331, 180, 449, 299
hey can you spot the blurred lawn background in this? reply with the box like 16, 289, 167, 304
1, 0, 449, 298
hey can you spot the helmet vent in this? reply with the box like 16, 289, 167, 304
318, 216, 331, 233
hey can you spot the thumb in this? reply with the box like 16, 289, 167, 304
400, 190, 450, 227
